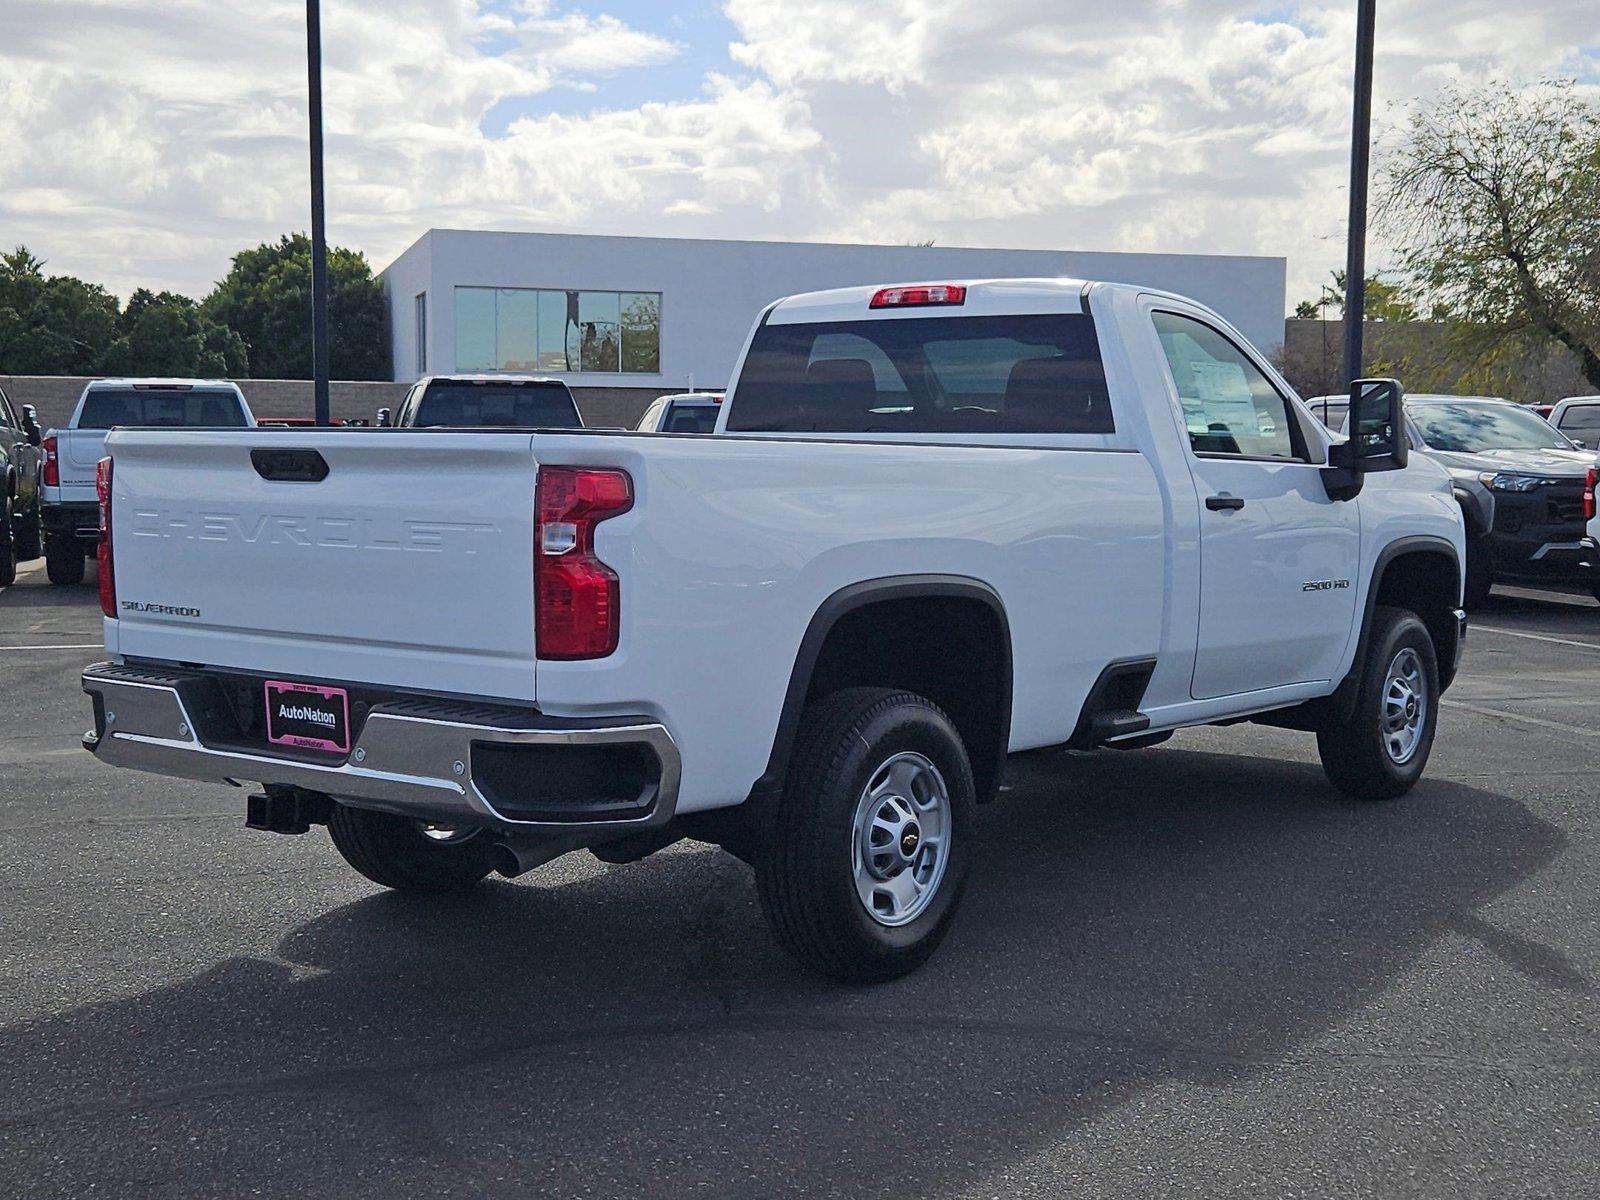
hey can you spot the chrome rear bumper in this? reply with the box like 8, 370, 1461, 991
81, 662, 679, 833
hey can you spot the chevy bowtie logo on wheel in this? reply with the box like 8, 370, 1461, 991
1302, 579, 1352, 592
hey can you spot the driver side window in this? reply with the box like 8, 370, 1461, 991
1153, 311, 1302, 461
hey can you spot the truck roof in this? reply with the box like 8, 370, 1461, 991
83, 378, 243, 390
769, 277, 1094, 324
414, 374, 570, 387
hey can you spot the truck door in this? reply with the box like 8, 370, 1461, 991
1149, 308, 1360, 700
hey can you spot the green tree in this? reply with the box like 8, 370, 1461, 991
203, 234, 390, 380
1379, 79, 1600, 389
102, 289, 248, 378
1290, 269, 1431, 322
0, 246, 120, 374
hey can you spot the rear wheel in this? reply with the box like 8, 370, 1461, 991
14, 497, 41, 561
0, 495, 15, 587
756, 687, 974, 983
328, 803, 497, 894
44, 535, 85, 585
1317, 606, 1439, 801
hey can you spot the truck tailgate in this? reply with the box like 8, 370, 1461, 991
105, 430, 540, 701
59, 429, 110, 492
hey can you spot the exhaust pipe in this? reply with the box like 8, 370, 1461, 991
489, 832, 595, 878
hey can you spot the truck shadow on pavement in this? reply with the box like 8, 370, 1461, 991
0, 743, 1578, 1198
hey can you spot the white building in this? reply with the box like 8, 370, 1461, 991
379, 230, 1286, 393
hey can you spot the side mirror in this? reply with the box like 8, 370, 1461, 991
375, 407, 392, 428
20, 405, 41, 446
1346, 378, 1408, 470
1323, 378, 1406, 501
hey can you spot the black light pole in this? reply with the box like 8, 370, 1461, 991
1342, 0, 1377, 387
306, 0, 331, 425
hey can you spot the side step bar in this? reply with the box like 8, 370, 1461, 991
1067, 658, 1157, 750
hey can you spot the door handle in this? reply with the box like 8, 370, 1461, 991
1206, 494, 1245, 512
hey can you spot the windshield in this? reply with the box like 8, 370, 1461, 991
1409, 402, 1571, 452
78, 387, 247, 429
413, 382, 581, 428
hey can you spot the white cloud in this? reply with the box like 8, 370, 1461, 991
0, 0, 1594, 312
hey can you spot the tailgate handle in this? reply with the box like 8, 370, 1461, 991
252, 447, 329, 483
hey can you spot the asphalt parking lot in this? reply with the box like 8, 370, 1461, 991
2, 558, 1597, 1199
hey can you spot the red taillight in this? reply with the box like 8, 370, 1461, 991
1585, 467, 1597, 521
42, 435, 59, 487
96, 457, 116, 618
535, 467, 632, 659
869, 284, 967, 309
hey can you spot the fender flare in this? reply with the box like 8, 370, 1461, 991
1450, 484, 1492, 537
748, 574, 1013, 804
1338, 534, 1462, 715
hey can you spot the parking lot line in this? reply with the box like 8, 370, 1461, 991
0, 644, 103, 652
1472, 625, 1600, 653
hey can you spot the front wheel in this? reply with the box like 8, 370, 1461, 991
756, 687, 974, 983
328, 804, 497, 894
1317, 606, 1439, 801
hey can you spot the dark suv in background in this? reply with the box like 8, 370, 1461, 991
0, 385, 44, 586
1402, 395, 1596, 606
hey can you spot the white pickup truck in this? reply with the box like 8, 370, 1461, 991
81, 279, 1466, 982
42, 379, 254, 584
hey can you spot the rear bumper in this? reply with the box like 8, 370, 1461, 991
42, 501, 99, 542
81, 662, 680, 833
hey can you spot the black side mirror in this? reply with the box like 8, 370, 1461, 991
1323, 378, 1407, 501
20, 405, 41, 446
1346, 378, 1407, 470
375, 407, 392, 428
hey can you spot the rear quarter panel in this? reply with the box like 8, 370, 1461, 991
531, 432, 1167, 813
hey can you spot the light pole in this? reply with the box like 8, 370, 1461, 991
306, 0, 331, 425
1341, 0, 1377, 388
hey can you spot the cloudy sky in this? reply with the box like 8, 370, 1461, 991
2, 0, 1596, 310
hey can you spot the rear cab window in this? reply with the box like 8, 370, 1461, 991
725, 313, 1113, 436
412, 381, 582, 428
663, 403, 720, 434
78, 387, 249, 429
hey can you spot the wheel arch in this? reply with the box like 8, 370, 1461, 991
752, 575, 1014, 807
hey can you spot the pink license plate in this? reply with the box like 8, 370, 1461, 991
264, 680, 351, 754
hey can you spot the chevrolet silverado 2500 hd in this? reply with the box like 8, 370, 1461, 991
81, 278, 1466, 982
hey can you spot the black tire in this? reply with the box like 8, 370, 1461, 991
756, 687, 974, 984
44, 535, 85, 585
0, 495, 15, 588
1462, 534, 1493, 610
327, 803, 497, 894
1317, 606, 1439, 801
14, 498, 41, 562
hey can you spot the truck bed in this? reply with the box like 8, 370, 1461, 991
103, 426, 1167, 811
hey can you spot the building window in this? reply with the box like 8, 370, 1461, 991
414, 293, 427, 374
453, 286, 661, 374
